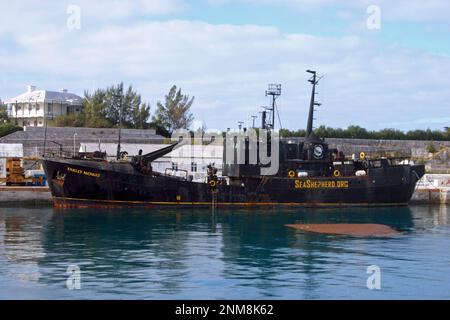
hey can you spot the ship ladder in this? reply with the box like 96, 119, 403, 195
211, 189, 218, 212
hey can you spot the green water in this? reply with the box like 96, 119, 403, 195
0, 205, 449, 299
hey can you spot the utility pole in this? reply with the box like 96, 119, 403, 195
73, 133, 78, 156
116, 93, 123, 160
251, 115, 258, 129
43, 101, 52, 157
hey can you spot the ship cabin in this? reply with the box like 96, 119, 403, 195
222, 69, 412, 182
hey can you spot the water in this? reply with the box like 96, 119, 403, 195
0, 205, 449, 300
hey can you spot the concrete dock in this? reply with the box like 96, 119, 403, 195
411, 174, 450, 204
0, 186, 52, 204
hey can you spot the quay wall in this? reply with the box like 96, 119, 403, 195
412, 174, 450, 204
0, 186, 52, 204
324, 138, 450, 158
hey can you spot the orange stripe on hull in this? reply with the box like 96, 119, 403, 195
52, 197, 408, 209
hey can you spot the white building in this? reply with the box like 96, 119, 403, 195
6, 85, 83, 127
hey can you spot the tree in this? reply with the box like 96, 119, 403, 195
81, 84, 151, 129
51, 113, 85, 127
153, 85, 194, 135
346, 125, 370, 139
0, 123, 22, 138
103, 83, 127, 126
279, 126, 449, 141
132, 102, 151, 129
427, 141, 437, 154
83, 89, 111, 128
0, 102, 9, 123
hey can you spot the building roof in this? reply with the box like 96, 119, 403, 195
6, 87, 83, 105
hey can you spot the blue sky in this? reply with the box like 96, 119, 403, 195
1, 0, 449, 131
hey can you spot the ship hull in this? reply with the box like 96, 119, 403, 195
41, 158, 425, 209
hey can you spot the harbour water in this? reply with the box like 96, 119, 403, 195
0, 205, 449, 300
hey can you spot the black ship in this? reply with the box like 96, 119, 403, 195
41, 70, 425, 208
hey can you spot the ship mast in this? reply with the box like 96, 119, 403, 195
305, 70, 322, 138
264, 84, 281, 130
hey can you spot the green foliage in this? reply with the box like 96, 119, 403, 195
50, 114, 86, 127
280, 125, 449, 141
0, 102, 9, 123
51, 83, 194, 135
152, 85, 194, 135
132, 102, 151, 129
53, 83, 152, 129
102, 83, 142, 127
426, 141, 437, 154
83, 89, 111, 128
0, 123, 22, 138
280, 128, 306, 138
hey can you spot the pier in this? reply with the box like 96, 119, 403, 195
0, 186, 51, 204
411, 174, 450, 204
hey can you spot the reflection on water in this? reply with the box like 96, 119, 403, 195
0, 205, 449, 299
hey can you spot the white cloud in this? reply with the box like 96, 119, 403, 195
0, 0, 186, 35
0, 2, 449, 131
210, 0, 450, 22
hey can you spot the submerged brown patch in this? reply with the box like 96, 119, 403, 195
285, 224, 401, 237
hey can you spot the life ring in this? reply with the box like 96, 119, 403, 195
209, 180, 217, 188
288, 170, 296, 178
333, 169, 341, 177
360, 152, 366, 160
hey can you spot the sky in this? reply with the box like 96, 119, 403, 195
0, 0, 449, 131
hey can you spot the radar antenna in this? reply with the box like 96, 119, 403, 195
265, 84, 281, 130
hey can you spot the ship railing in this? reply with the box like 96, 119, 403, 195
343, 148, 412, 160
41, 147, 77, 159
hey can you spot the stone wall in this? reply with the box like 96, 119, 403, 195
0, 126, 165, 157
325, 138, 450, 158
